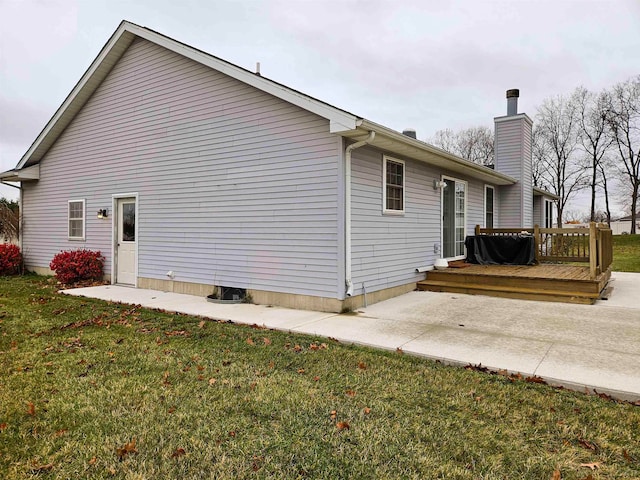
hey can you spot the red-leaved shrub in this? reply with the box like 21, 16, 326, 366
49, 249, 104, 284
0, 243, 22, 275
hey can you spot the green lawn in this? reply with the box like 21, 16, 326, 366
612, 234, 640, 272
1, 276, 639, 479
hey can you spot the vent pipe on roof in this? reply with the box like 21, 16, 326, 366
506, 89, 519, 116
402, 128, 417, 139
255, 62, 261, 76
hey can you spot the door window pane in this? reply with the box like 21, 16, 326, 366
122, 203, 135, 241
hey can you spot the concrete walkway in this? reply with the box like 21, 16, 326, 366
63, 271, 640, 402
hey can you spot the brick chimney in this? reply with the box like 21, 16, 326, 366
494, 89, 533, 228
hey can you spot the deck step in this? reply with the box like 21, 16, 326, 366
417, 279, 600, 298
417, 280, 600, 304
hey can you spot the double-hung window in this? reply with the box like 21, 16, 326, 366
68, 199, 85, 240
485, 185, 495, 228
383, 156, 405, 214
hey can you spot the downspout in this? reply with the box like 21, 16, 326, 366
344, 131, 375, 296
1, 181, 22, 250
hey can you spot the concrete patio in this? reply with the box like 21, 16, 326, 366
63, 271, 640, 402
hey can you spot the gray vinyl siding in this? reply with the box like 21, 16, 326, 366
495, 115, 533, 228
21, 37, 341, 298
349, 147, 486, 296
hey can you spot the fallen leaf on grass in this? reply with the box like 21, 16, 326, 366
336, 421, 350, 431
313, 376, 320, 381
26, 401, 35, 416
168, 406, 176, 414
198, 320, 206, 329
578, 438, 598, 451
246, 337, 255, 346
0, 423, 7, 431
208, 378, 217, 385
551, 470, 561, 480
396, 347, 403, 355
578, 475, 594, 480
357, 362, 367, 370
171, 448, 186, 458
116, 439, 137, 459
162, 371, 170, 386
293, 344, 302, 352
165, 330, 189, 337
88, 456, 97, 465
623, 449, 635, 463
263, 337, 272, 345
345, 389, 356, 397
54, 429, 67, 437
297, 368, 305, 374
31, 463, 54, 472
330, 410, 337, 420
363, 407, 371, 414
579, 462, 601, 470
525, 375, 547, 384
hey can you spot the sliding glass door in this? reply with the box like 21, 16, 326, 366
442, 177, 466, 258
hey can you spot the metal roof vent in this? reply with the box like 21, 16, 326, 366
506, 89, 519, 116
402, 128, 417, 139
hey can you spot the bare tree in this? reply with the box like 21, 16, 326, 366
0, 199, 19, 242
431, 126, 494, 166
534, 93, 588, 227
596, 157, 614, 225
531, 125, 551, 188
605, 76, 640, 233
575, 87, 613, 222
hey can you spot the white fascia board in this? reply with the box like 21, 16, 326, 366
126, 23, 359, 134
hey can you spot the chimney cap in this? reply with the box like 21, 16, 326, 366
402, 128, 417, 139
506, 89, 520, 99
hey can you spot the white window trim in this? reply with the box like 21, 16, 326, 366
440, 175, 468, 261
382, 155, 405, 215
484, 185, 495, 228
67, 199, 86, 240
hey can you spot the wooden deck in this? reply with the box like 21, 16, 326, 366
417, 263, 612, 304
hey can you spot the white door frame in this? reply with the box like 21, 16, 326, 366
440, 175, 467, 261
111, 192, 139, 286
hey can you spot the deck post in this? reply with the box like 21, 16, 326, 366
475, 225, 480, 235
534, 224, 540, 262
589, 222, 597, 279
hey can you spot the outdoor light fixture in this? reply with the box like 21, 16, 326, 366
433, 179, 447, 190
97, 209, 108, 219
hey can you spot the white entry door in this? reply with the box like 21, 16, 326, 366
116, 198, 137, 285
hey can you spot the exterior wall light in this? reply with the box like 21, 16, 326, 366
433, 180, 447, 189
97, 209, 108, 219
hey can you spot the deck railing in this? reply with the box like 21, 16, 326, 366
474, 222, 613, 279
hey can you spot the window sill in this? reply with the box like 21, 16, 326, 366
382, 210, 405, 216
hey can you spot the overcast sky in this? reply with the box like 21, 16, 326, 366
1, 0, 639, 214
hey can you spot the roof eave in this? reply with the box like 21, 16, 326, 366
0, 164, 40, 182
15, 20, 360, 170
533, 186, 559, 200
345, 120, 517, 186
